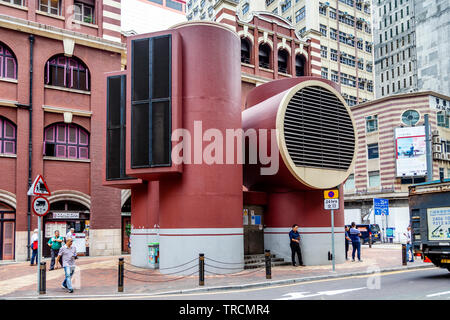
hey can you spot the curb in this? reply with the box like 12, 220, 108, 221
149, 263, 436, 296
1, 263, 436, 300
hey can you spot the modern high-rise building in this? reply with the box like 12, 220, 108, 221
187, 0, 376, 106
414, 0, 450, 96
373, 0, 450, 98
372, 0, 418, 98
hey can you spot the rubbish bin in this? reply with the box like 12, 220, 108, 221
148, 243, 159, 269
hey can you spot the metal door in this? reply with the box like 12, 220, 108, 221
243, 206, 265, 255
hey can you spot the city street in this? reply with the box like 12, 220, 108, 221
1, 0, 449, 311
130, 268, 450, 300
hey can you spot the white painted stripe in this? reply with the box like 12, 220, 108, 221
310, 42, 321, 50
312, 70, 322, 75
103, 0, 121, 9
159, 228, 244, 235
102, 11, 121, 21
0, 14, 124, 51
103, 22, 121, 33
216, 13, 235, 22
103, 34, 121, 43
311, 60, 322, 67
311, 51, 321, 58
426, 291, 450, 297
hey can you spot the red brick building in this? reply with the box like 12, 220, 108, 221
0, 0, 125, 260
212, 0, 318, 109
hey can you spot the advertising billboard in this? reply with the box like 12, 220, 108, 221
427, 207, 450, 241
395, 126, 427, 177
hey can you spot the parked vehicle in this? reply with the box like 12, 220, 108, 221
409, 179, 450, 272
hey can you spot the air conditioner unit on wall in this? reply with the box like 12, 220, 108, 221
433, 145, 442, 153
433, 152, 442, 160
433, 136, 441, 144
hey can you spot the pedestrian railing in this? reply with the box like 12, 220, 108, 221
117, 251, 273, 292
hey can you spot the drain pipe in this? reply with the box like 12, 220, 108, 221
15, 35, 34, 261
26, 35, 35, 261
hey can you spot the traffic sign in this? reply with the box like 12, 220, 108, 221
323, 189, 339, 272
27, 174, 51, 196
373, 198, 389, 216
32, 196, 50, 217
324, 199, 339, 210
324, 189, 339, 199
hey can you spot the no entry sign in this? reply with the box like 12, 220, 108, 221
32, 196, 50, 217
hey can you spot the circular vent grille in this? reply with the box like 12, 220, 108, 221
283, 86, 355, 171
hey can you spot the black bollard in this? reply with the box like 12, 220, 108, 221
39, 262, 46, 294
118, 257, 124, 292
265, 250, 272, 280
401, 244, 407, 266
199, 253, 205, 286
369, 235, 372, 248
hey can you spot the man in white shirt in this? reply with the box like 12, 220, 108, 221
403, 225, 414, 262
66, 228, 75, 241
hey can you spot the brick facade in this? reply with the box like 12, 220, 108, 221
0, 0, 125, 260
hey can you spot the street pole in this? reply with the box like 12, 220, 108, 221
37, 215, 42, 293
424, 114, 433, 182
331, 209, 335, 272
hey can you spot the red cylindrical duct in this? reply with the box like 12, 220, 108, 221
242, 77, 357, 192
157, 22, 243, 273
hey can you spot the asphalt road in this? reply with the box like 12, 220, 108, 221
140, 267, 450, 300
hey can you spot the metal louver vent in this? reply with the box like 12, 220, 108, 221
283, 86, 355, 170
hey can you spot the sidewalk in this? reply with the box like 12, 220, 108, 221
0, 244, 432, 299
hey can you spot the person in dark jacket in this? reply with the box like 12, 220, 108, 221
345, 226, 351, 260
289, 224, 304, 266
349, 222, 363, 262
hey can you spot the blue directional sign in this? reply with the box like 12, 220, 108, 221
373, 198, 389, 216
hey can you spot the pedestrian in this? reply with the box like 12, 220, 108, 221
403, 225, 414, 262
30, 229, 39, 266
48, 230, 64, 270
345, 226, 351, 261
349, 222, 363, 262
55, 237, 77, 293
289, 224, 304, 267
66, 227, 75, 240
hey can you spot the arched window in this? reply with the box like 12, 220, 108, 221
259, 43, 271, 69
0, 42, 17, 80
295, 55, 306, 77
0, 117, 16, 155
45, 55, 90, 91
278, 49, 289, 74
241, 37, 251, 64
44, 123, 89, 159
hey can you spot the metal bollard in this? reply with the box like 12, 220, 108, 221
369, 235, 372, 248
265, 250, 272, 280
118, 257, 124, 292
39, 262, 46, 294
401, 244, 407, 266
199, 253, 205, 286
